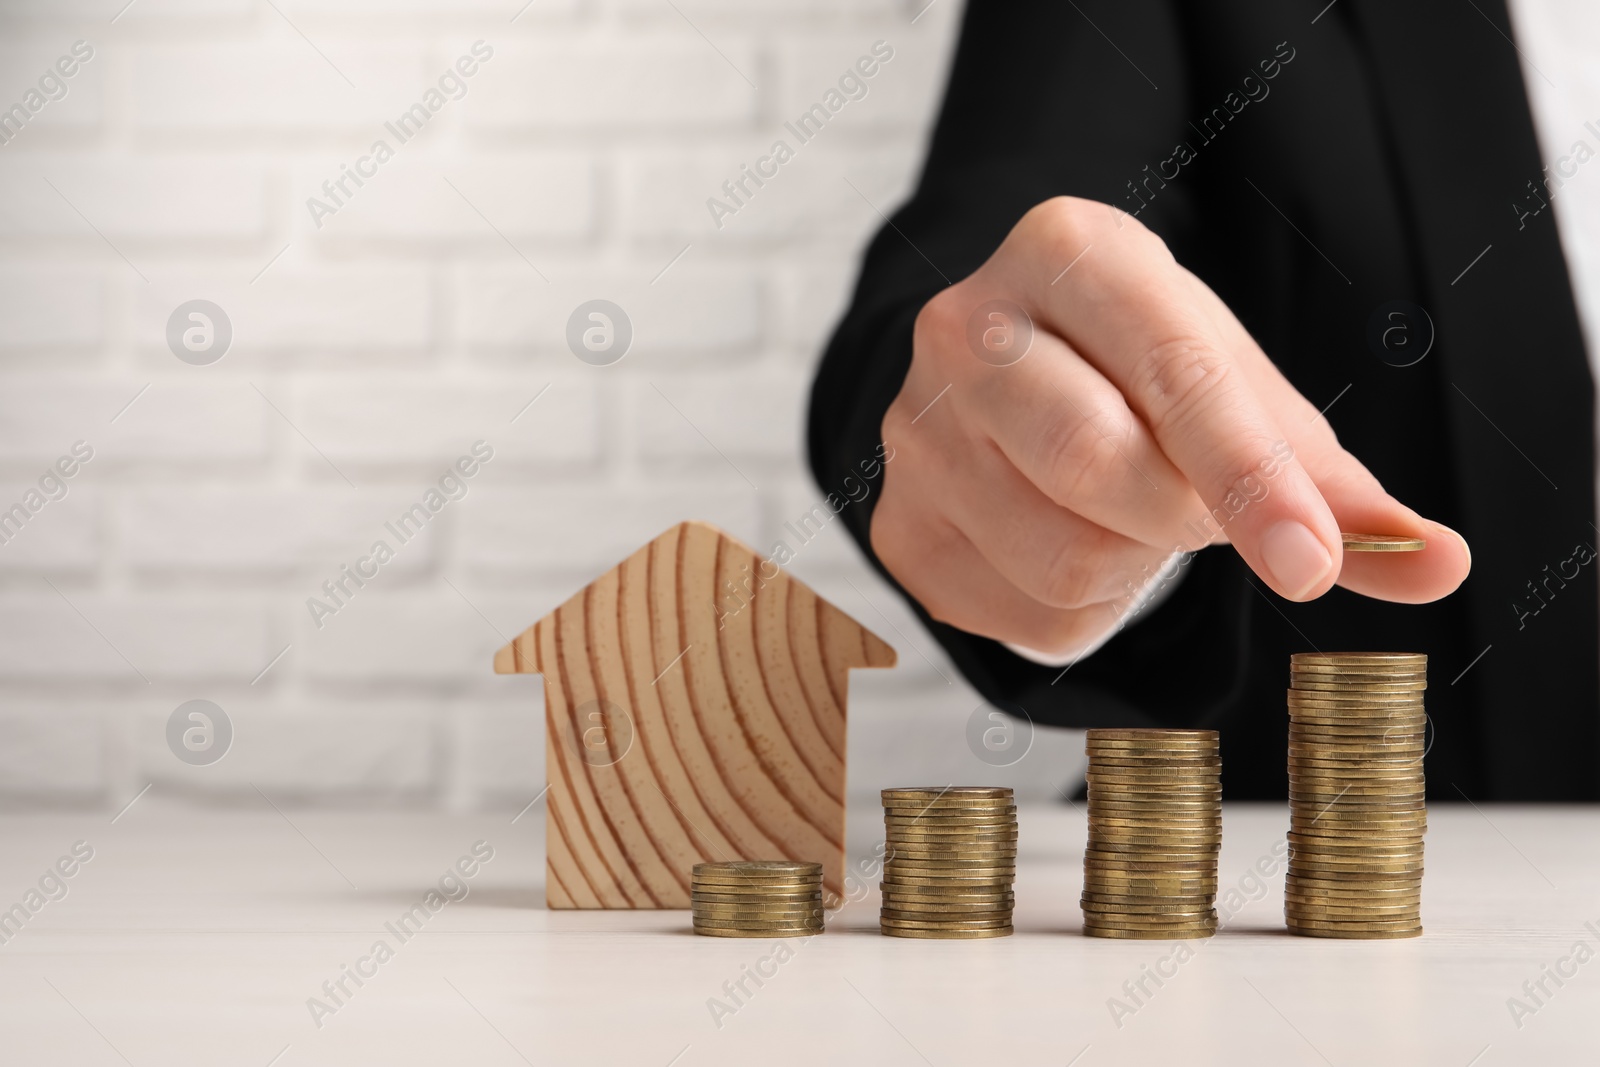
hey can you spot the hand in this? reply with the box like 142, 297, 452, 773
871, 197, 1472, 659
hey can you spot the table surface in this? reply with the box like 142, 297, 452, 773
0, 800, 1592, 1066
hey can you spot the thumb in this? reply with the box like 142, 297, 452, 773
1305, 455, 1472, 604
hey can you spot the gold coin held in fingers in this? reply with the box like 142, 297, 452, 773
1341, 533, 1427, 552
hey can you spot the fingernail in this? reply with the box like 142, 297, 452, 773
1260, 521, 1333, 600
1435, 522, 1472, 571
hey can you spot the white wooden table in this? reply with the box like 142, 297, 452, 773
0, 801, 1592, 1065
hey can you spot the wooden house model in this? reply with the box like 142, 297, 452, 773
494, 521, 897, 907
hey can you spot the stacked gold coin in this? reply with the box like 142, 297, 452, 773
1286, 652, 1427, 940
1081, 729, 1221, 939
691, 861, 824, 938
879, 787, 1016, 939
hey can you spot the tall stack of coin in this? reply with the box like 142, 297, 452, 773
1081, 729, 1221, 939
691, 861, 824, 938
1286, 652, 1426, 939
880, 787, 1016, 938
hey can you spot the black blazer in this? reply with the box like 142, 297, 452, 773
808, 0, 1599, 800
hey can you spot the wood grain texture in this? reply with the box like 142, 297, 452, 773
495, 521, 896, 908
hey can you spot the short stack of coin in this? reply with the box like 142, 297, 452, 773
1286, 652, 1427, 939
691, 861, 824, 938
1081, 729, 1221, 940
879, 787, 1016, 938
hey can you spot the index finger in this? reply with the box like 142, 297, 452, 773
999, 199, 1341, 601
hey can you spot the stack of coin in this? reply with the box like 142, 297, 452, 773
880, 787, 1016, 938
1081, 729, 1221, 939
691, 861, 824, 938
1286, 652, 1427, 939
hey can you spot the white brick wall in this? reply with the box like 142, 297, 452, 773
131, 45, 434, 132
0, 268, 106, 351
3, 156, 270, 240
134, 266, 433, 352
0, 0, 1088, 812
